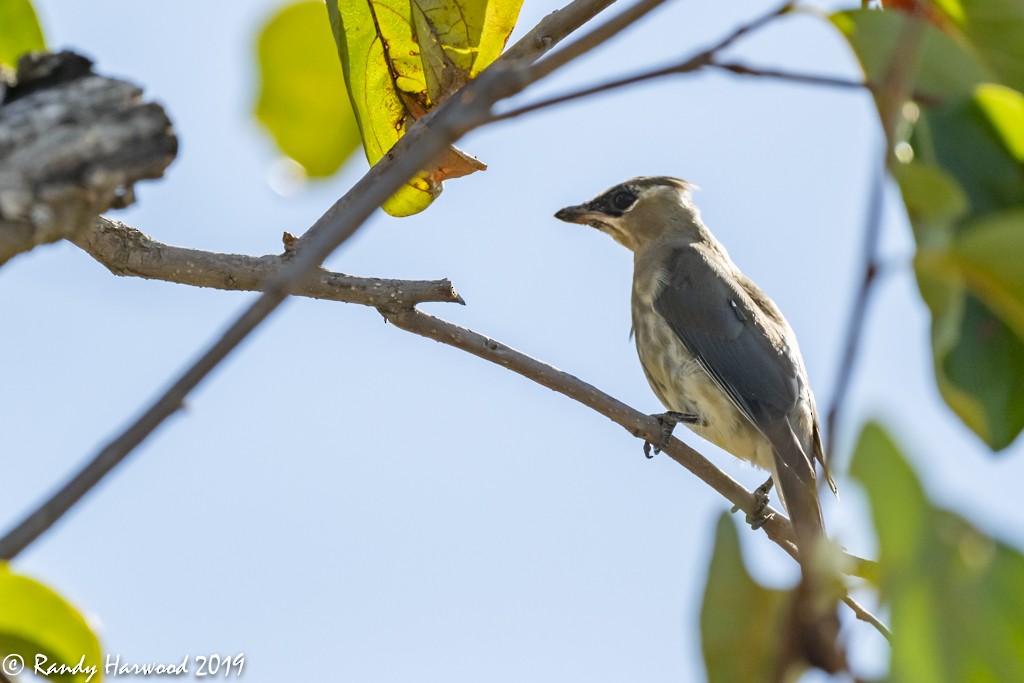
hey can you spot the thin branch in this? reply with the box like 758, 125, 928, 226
708, 62, 869, 91
382, 305, 800, 550
842, 595, 892, 642
878, 13, 928, 162
0, 0, 640, 561
379, 305, 887, 638
526, 0, 676, 83
491, 1, 796, 123
74, 217, 464, 308
825, 164, 885, 459
826, 13, 927, 458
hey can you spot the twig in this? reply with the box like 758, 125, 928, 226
825, 164, 885, 459
842, 595, 892, 642
526, 0, 676, 83
0, 0, 646, 561
708, 62, 869, 91
380, 306, 888, 639
878, 13, 928, 163
825, 12, 926, 459
74, 217, 464, 308
382, 305, 800, 547
491, 2, 795, 123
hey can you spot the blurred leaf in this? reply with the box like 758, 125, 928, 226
325, 0, 519, 216
0, 0, 45, 67
255, 1, 361, 178
851, 422, 1024, 683
931, 0, 1024, 93
911, 85, 1024, 218
905, 86, 1024, 449
834, 9, 1024, 449
0, 564, 102, 682
830, 9, 992, 99
942, 209, 1024, 340
700, 514, 786, 683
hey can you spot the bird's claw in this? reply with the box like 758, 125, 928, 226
731, 477, 775, 529
642, 411, 700, 459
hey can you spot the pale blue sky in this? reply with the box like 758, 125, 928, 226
3, 1, 1023, 681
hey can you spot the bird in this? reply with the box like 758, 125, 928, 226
555, 176, 843, 673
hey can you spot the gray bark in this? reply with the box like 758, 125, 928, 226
0, 51, 177, 265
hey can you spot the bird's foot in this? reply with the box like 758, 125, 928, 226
731, 477, 775, 529
642, 411, 700, 459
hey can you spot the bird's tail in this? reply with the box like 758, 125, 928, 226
766, 419, 846, 675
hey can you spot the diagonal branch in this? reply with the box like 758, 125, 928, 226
378, 305, 886, 636
0, 0, 652, 561
382, 306, 801, 548
12, 209, 888, 634
490, 1, 796, 123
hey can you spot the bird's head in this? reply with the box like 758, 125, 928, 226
554, 176, 702, 252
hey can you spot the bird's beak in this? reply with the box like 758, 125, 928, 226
554, 203, 599, 225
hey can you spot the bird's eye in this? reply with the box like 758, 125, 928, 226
611, 189, 637, 212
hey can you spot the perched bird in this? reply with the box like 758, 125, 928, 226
555, 176, 843, 673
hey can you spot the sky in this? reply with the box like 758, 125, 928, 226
4, 1, 1024, 682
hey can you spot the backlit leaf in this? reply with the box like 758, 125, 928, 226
326, 0, 520, 216
851, 423, 1024, 682
0, 0, 45, 68
0, 564, 102, 683
700, 514, 786, 683
255, 1, 361, 178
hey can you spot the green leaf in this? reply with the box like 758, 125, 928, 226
0, 0, 46, 67
0, 564, 102, 683
830, 9, 993, 100
255, 1, 361, 178
700, 514, 786, 683
931, 0, 1024, 93
947, 209, 1024, 341
850, 423, 1024, 683
326, 0, 520, 216
835, 8, 1024, 449
911, 85, 1024, 218
899, 86, 1024, 450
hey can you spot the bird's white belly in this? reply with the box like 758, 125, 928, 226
632, 310, 775, 473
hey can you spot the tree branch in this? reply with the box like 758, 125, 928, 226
841, 595, 892, 642
0, 52, 177, 266
826, 14, 927, 458
825, 164, 885, 459
0, 0, 644, 561
377, 305, 885, 638
74, 217, 464, 307
382, 306, 801, 545
490, 1, 796, 123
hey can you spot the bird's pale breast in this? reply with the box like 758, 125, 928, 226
631, 264, 775, 473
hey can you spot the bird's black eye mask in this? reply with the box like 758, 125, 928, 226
592, 186, 639, 217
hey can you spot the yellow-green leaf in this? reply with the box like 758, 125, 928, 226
949, 208, 1024, 341
850, 423, 1024, 682
0, 564, 102, 683
326, 0, 522, 216
700, 514, 786, 683
0, 0, 45, 68
255, 1, 361, 178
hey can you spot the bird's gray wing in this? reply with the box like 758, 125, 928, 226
652, 245, 799, 431
654, 246, 840, 670
653, 245, 826, 547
